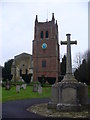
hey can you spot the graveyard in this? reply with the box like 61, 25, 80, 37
1, 12, 89, 119
2, 84, 90, 103
2, 83, 51, 103
2, 32, 90, 118
1, 83, 90, 118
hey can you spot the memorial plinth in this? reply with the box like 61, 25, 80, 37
48, 34, 88, 111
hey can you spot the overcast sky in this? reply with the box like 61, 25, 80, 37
0, 0, 89, 66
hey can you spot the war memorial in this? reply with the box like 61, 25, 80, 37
2, 13, 89, 119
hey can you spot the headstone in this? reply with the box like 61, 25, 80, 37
16, 85, 20, 93
48, 34, 88, 111
33, 84, 38, 92
5, 80, 11, 90
38, 84, 42, 94
21, 79, 24, 82
21, 84, 26, 90
31, 75, 33, 82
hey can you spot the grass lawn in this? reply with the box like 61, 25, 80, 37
2, 85, 90, 103
88, 86, 90, 98
0, 86, 2, 102
2, 85, 51, 103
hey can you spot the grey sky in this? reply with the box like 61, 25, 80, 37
0, 0, 89, 66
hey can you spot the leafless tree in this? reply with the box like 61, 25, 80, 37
73, 52, 83, 69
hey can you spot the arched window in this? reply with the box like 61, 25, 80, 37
41, 31, 43, 38
46, 31, 49, 38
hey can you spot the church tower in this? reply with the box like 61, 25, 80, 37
33, 13, 60, 83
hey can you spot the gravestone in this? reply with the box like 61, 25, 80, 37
24, 84, 26, 89
48, 34, 88, 111
38, 84, 42, 94
5, 80, 11, 90
31, 75, 33, 82
16, 85, 20, 93
21, 84, 27, 90
33, 84, 38, 92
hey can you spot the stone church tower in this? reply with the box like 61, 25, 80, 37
33, 13, 60, 82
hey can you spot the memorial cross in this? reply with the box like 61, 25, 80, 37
61, 34, 77, 75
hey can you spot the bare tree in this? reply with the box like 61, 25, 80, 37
82, 50, 88, 62
73, 52, 83, 69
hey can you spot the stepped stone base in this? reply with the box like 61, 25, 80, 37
48, 76, 88, 111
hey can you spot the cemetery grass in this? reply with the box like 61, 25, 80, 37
2, 85, 90, 103
0, 86, 2, 102
88, 86, 90, 98
2, 85, 51, 103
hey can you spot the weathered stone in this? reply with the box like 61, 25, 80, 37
77, 83, 88, 105
48, 81, 88, 111
5, 80, 11, 90
21, 84, 27, 90
57, 82, 88, 111
57, 103, 82, 111
48, 83, 59, 109
48, 34, 88, 111
27, 103, 89, 118
16, 85, 20, 93
62, 87, 77, 104
51, 84, 59, 103
33, 84, 38, 92
61, 34, 77, 76
38, 85, 42, 94
11, 53, 33, 81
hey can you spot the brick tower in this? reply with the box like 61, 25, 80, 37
33, 13, 60, 83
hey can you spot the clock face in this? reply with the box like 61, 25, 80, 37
42, 43, 47, 49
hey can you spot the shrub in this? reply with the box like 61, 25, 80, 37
58, 75, 64, 82
38, 77, 46, 87
47, 77, 56, 85
21, 74, 32, 84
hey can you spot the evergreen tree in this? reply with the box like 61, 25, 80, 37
2, 59, 13, 81
74, 51, 90, 85
58, 55, 66, 82
61, 55, 66, 75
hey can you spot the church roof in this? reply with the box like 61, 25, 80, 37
15, 52, 32, 59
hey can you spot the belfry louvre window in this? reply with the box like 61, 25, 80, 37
42, 60, 46, 67
41, 31, 44, 38
46, 31, 49, 38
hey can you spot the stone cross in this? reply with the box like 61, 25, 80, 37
61, 34, 77, 75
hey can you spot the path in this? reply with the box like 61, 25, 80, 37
2, 98, 49, 119
2, 98, 90, 119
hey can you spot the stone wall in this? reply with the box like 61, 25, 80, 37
11, 53, 33, 81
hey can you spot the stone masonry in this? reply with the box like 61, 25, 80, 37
48, 34, 88, 111
11, 53, 33, 81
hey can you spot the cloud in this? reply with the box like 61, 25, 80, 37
0, 0, 89, 3
0, 1, 88, 66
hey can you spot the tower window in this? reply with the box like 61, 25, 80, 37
42, 60, 46, 68
41, 31, 44, 38
46, 31, 49, 38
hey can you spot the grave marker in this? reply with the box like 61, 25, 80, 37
38, 85, 42, 94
